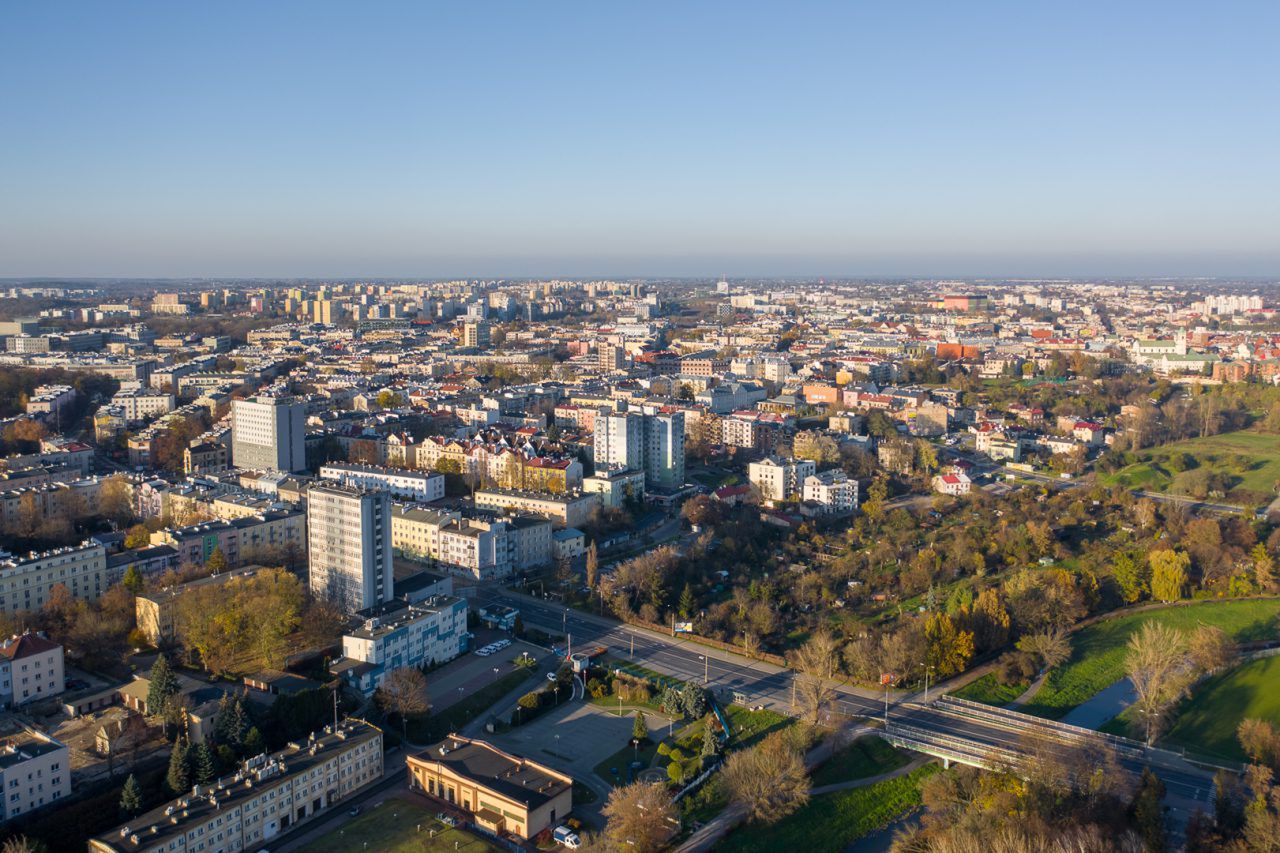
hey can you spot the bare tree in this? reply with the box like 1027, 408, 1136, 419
722, 730, 810, 824
99, 473, 136, 527
601, 781, 677, 852
790, 630, 841, 724
1016, 628, 1072, 671
1, 835, 45, 853
376, 667, 430, 740
1125, 622, 1194, 745
1187, 624, 1233, 674
1238, 718, 1280, 771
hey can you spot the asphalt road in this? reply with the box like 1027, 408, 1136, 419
476, 587, 1218, 812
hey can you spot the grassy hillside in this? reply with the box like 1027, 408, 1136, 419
1099, 429, 1280, 506
1024, 599, 1280, 719
1164, 654, 1280, 761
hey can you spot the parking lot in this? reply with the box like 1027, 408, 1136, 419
485, 701, 674, 791
426, 636, 551, 714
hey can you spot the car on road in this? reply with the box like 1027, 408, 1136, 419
553, 826, 582, 849
475, 647, 492, 656
348, 806, 361, 817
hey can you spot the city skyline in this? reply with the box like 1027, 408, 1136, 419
3, 1, 1279, 278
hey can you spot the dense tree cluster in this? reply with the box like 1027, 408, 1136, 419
893, 737, 1149, 852
173, 567, 304, 675
612, 464, 1279, 692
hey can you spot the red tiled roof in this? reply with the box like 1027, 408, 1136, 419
0, 633, 59, 661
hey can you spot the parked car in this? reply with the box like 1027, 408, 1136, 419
553, 826, 582, 849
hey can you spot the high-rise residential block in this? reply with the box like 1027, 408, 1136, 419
592, 406, 685, 492
231, 395, 306, 472
593, 408, 645, 473
308, 484, 393, 614
644, 409, 685, 491
463, 320, 491, 348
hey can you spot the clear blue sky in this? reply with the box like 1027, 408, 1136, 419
2, 1, 1277, 278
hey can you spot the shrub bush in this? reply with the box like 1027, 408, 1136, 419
998, 650, 1038, 685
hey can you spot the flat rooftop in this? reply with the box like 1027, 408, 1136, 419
411, 736, 571, 811
93, 719, 380, 851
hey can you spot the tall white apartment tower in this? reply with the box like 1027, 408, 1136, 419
643, 410, 685, 491
231, 395, 307, 472
593, 408, 645, 472
592, 406, 685, 492
308, 483, 393, 614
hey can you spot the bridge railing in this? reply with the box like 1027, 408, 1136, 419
933, 695, 1146, 758
884, 722, 1024, 769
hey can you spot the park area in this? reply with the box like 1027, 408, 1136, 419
299, 797, 500, 853
1099, 429, 1280, 506
1163, 654, 1280, 761
1023, 599, 1280, 719
590, 702, 794, 788
717, 760, 938, 853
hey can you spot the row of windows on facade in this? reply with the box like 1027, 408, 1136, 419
7, 787, 60, 814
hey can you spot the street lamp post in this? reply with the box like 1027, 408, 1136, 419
698, 655, 708, 684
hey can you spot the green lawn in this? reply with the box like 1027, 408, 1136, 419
811, 736, 911, 787
693, 471, 740, 489
1164, 655, 1280, 761
1023, 599, 1280, 719
717, 764, 940, 853
950, 673, 1027, 706
300, 798, 499, 853
592, 738, 662, 787
407, 669, 534, 743
1098, 429, 1280, 505
718, 705, 794, 749
590, 659, 685, 711
591, 705, 793, 789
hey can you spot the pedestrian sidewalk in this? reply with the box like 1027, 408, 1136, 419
676, 724, 881, 853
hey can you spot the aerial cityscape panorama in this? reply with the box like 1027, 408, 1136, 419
1, 3, 1279, 852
